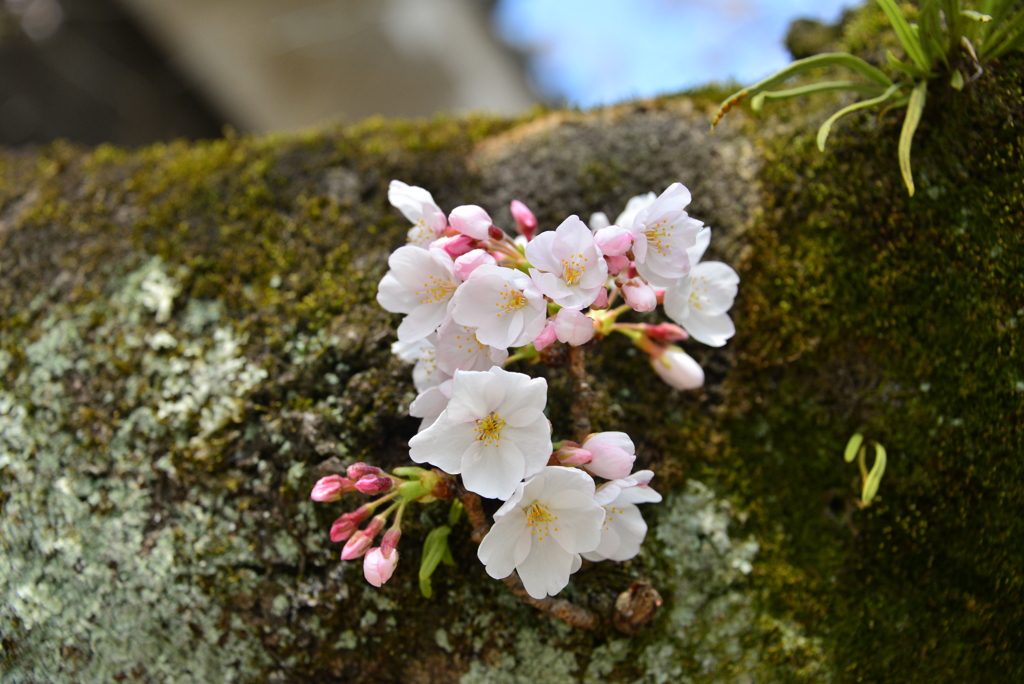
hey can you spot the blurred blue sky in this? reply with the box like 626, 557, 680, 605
493, 0, 854, 107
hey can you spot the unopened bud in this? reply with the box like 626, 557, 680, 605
355, 474, 394, 495
347, 463, 382, 479
591, 287, 609, 309
644, 323, 688, 343
364, 547, 399, 587
381, 529, 401, 558
341, 516, 385, 560
553, 442, 593, 467
311, 475, 354, 502
606, 255, 630, 275
488, 225, 506, 241
622, 279, 657, 312
331, 506, 371, 542
510, 200, 537, 240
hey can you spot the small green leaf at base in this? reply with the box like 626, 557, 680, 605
951, 69, 965, 90
861, 442, 887, 505
419, 525, 453, 599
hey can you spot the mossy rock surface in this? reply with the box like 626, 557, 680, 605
1, 11, 1021, 683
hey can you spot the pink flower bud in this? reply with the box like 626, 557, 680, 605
310, 475, 353, 502
363, 547, 399, 587
330, 515, 358, 543
355, 474, 394, 495
605, 255, 630, 275
594, 225, 632, 256
347, 463, 382, 480
654, 289, 666, 305
621, 280, 657, 312
488, 225, 506, 241
553, 443, 593, 467
341, 516, 386, 560
453, 248, 497, 280
532, 320, 557, 351
449, 205, 492, 240
590, 287, 609, 310
510, 200, 537, 240
650, 345, 704, 390
582, 432, 636, 479
432, 234, 475, 258
381, 528, 401, 557
644, 323, 688, 343
554, 308, 595, 346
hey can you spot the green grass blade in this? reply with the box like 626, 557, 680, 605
918, 0, 947, 65
960, 9, 993, 21
712, 52, 893, 130
861, 442, 887, 504
899, 81, 928, 197
817, 83, 902, 151
876, 0, 933, 69
750, 80, 886, 111
887, 50, 935, 78
982, 8, 1024, 59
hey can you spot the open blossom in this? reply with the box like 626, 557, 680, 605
582, 470, 662, 562
651, 345, 704, 390
377, 245, 460, 343
581, 432, 635, 480
434, 322, 508, 376
626, 183, 703, 287
389, 180, 447, 246
663, 228, 738, 347
477, 467, 605, 600
409, 367, 551, 500
526, 215, 608, 309
450, 265, 547, 349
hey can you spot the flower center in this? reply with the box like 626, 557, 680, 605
474, 412, 506, 447
495, 284, 527, 317
526, 501, 559, 541
561, 253, 588, 286
407, 219, 434, 245
644, 219, 670, 257
603, 505, 623, 530
417, 274, 456, 304
687, 274, 709, 311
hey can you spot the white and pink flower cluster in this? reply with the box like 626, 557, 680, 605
309, 180, 740, 600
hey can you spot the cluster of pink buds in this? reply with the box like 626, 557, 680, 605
310, 463, 453, 586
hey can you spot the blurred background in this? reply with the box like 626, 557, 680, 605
0, 0, 853, 147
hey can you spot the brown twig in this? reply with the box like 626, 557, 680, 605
459, 489, 601, 630
567, 345, 594, 444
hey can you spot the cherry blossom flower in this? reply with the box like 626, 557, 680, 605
621, 278, 657, 312
434, 322, 508, 376
554, 308, 595, 346
581, 432, 635, 480
409, 367, 551, 500
650, 345, 704, 390
363, 547, 399, 587
626, 183, 703, 287
582, 470, 662, 562
526, 215, 608, 309
376, 245, 460, 343
449, 205, 493, 240
477, 466, 605, 599
532, 320, 557, 351
663, 228, 739, 347
389, 180, 447, 246
614, 192, 656, 230
450, 265, 547, 349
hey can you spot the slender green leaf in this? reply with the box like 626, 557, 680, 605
712, 52, 892, 130
919, 0, 950, 66
419, 525, 452, 598
750, 80, 885, 112
861, 442, 887, 504
448, 499, 464, 526
878, 94, 912, 120
876, 0, 933, 69
887, 50, 934, 78
817, 84, 902, 151
979, 6, 1024, 59
899, 81, 928, 196
844, 433, 864, 463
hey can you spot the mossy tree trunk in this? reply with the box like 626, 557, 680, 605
1, 14, 1022, 683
